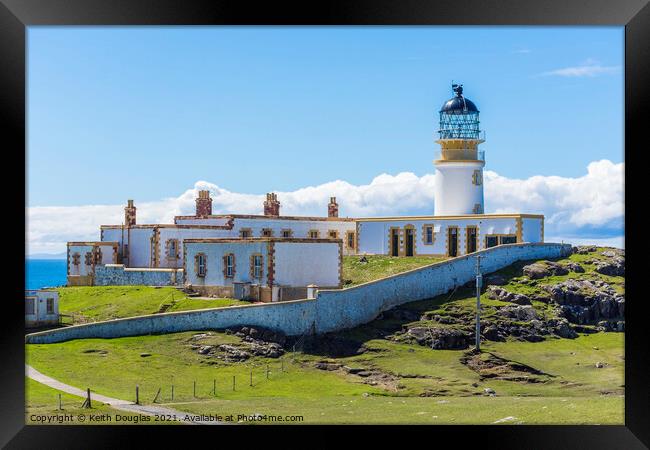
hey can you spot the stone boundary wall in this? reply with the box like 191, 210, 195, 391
26, 243, 571, 344
94, 265, 183, 287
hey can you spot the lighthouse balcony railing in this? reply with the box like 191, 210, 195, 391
435, 149, 485, 162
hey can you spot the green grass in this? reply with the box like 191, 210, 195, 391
26, 330, 624, 424
27, 246, 623, 424
55, 286, 246, 322
342, 255, 448, 287
25, 377, 155, 425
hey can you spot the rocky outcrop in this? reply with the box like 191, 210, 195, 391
401, 327, 470, 350
487, 286, 532, 305
594, 257, 625, 277
522, 261, 569, 279
497, 305, 538, 321
543, 279, 624, 326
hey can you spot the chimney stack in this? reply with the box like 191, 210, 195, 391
125, 199, 136, 226
328, 197, 339, 218
263, 193, 281, 216
195, 190, 213, 217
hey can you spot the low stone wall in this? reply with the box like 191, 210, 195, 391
95, 265, 183, 287
26, 243, 571, 344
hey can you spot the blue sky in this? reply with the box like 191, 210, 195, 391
28, 26, 623, 206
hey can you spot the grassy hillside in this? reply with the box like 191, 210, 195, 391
55, 286, 246, 323
27, 246, 624, 424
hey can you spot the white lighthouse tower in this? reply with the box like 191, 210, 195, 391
433, 84, 485, 216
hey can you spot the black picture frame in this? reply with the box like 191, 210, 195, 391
2, 0, 647, 447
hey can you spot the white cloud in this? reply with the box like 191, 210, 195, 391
539, 59, 620, 77
26, 160, 624, 255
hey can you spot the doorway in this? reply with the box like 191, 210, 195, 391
405, 228, 415, 257
391, 228, 399, 256
447, 227, 458, 257
466, 226, 478, 254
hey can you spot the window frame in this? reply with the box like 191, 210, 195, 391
195, 253, 207, 277
46, 298, 55, 314
346, 231, 356, 250
223, 253, 235, 278
281, 229, 293, 238
261, 228, 273, 237
25, 297, 35, 315
250, 253, 264, 279
308, 229, 320, 239
422, 224, 435, 245
240, 228, 252, 239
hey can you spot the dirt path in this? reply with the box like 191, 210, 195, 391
26, 365, 223, 425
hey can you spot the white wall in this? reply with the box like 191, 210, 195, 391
185, 241, 269, 287
25, 290, 59, 326
273, 242, 340, 287
68, 244, 93, 276
434, 161, 485, 216
127, 228, 155, 268
358, 216, 520, 256
522, 217, 543, 243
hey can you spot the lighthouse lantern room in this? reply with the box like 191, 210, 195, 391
433, 84, 486, 216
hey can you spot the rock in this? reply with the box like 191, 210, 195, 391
314, 361, 342, 371
574, 245, 597, 255
217, 344, 250, 362
522, 334, 544, 342
595, 362, 605, 369
140, 353, 152, 357
343, 366, 366, 374
498, 305, 538, 321
485, 274, 507, 286
549, 318, 577, 339
405, 327, 470, 350
523, 261, 569, 279
594, 257, 625, 277
483, 326, 503, 342
564, 262, 585, 273
198, 345, 214, 355
486, 286, 532, 305
484, 387, 496, 396
359, 256, 369, 263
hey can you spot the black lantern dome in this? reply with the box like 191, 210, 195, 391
438, 84, 481, 140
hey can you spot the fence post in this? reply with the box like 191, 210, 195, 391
58, 393, 62, 410
193, 380, 196, 398
153, 387, 161, 403
232, 375, 235, 391
213, 379, 216, 396
266, 364, 269, 380
250, 370, 253, 387
171, 384, 174, 401
136, 385, 139, 405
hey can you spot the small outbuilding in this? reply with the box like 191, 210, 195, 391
184, 238, 342, 302
25, 290, 59, 328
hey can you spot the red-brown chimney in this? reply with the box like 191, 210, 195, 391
196, 190, 213, 217
124, 199, 136, 226
263, 193, 281, 216
328, 197, 339, 218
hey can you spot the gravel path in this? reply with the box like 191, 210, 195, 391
26, 365, 223, 425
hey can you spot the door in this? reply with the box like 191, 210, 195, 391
448, 227, 458, 257
405, 228, 415, 257
391, 229, 399, 256
466, 226, 477, 254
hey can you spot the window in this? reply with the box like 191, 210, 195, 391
472, 203, 483, 214
95, 247, 103, 264
240, 228, 252, 239
328, 230, 338, 239
84, 252, 93, 266
281, 229, 292, 238
500, 235, 517, 245
346, 231, 355, 249
251, 254, 263, 279
25, 298, 35, 315
308, 230, 319, 239
196, 253, 207, 277
223, 253, 235, 278
485, 236, 499, 248
472, 170, 483, 186
72, 253, 80, 266
46, 298, 54, 314
422, 225, 435, 245
261, 228, 273, 237
167, 239, 178, 259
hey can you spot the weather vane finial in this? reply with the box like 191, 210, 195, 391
452, 83, 464, 97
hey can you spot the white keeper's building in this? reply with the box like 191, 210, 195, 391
66, 84, 544, 298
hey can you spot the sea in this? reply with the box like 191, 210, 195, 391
25, 259, 67, 290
